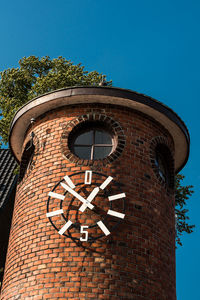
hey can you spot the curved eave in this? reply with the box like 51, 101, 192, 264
9, 86, 190, 173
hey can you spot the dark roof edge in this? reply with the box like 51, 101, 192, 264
9, 86, 190, 172
0, 175, 18, 212
10, 86, 189, 139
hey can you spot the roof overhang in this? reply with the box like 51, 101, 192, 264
9, 86, 190, 173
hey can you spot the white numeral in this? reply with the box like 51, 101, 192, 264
84, 170, 92, 184
80, 225, 89, 241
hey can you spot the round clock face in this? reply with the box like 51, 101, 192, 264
46, 171, 126, 242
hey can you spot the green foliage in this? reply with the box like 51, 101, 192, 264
0, 56, 111, 144
175, 174, 195, 246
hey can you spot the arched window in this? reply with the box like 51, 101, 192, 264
18, 140, 35, 182
150, 137, 175, 189
154, 143, 174, 187
155, 149, 168, 183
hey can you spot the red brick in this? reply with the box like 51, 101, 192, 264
1, 102, 176, 300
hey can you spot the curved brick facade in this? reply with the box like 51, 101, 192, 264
2, 100, 178, 299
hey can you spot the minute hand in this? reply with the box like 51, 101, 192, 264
60, 182, 94, 210
79, 187, 100, 212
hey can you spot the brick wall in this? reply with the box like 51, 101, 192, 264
1, 103, 176, 299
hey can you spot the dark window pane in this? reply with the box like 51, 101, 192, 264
93, 146, 112, 160
75, 131, 93, 145
74, 146, 91, 159
95, 130, 112, 144
156, 154, 167, 182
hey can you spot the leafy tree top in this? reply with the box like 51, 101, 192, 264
175, 174, 195, 246
0, 56, 111, 145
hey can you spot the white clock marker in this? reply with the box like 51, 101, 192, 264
97, 221, 110, 236
107, 209, 125, 219
48, 192, 65, 200
84, 170, 92, 184
58, 220, 73, 235
108, 193, 126, 201
64, 175, 75, 189
100, 176, 113, 190
46, 209, 64, 218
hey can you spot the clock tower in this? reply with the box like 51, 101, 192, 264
1, 87, 189, 299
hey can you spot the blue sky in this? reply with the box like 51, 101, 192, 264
0, 0, 199, 298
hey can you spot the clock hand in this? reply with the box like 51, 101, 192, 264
79, 187, 100, 212
60, 182, 94, 210
79, 176, 113, 212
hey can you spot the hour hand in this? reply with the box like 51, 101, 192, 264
79, 187, 100, 212
60, 182, 94, 210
